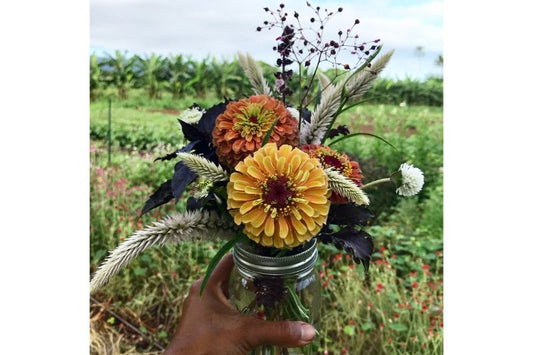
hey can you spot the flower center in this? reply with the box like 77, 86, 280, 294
261, 175, 299, 218
233, 103, 277, 139
322, 155, 343, 170
318, 150, 352, 176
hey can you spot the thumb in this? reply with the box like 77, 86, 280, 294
242, 318, 316, 349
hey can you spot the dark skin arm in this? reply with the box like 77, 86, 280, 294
164, 254, 316, 355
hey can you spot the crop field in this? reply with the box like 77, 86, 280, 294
89, 87, 443, 354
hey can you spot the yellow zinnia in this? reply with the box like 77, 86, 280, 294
227, 143, 330, 248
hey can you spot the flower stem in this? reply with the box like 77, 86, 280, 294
360, 178, 392, 190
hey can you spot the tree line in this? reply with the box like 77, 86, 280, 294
90, 51, 442, 106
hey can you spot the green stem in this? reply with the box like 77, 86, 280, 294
360, 178, 393, 190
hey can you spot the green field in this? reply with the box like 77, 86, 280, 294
90, 92, 443, 354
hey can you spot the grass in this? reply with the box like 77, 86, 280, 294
90, 96, 443, 354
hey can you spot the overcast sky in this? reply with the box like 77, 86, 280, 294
90, 0, 443, 79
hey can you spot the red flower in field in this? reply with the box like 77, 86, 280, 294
412, 281, 419, 289
379, 246, 386, 252
341, 349, 347, 355
436, 250, 442, 256
422, 264, 430, 270
394, 313, 399, 319
300, 144, 363, 204
212, 95, 299, 168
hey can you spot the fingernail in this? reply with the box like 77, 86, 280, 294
300, 323, 316, 342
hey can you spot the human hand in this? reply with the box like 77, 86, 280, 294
164, 254, 316, 354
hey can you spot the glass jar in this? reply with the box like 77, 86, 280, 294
229, 238, 321, 355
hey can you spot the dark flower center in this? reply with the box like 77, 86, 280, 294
322, 154, 344, 170
263, 176, 295, 208
249, 116, 258, 124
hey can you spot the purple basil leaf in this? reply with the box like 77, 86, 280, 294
141, 180, 174, 215
171, 161, 197, 201
327, 203, 373, 226
320, 227, 374, 271
197, 101, 229, 136
178, 119, 205, 142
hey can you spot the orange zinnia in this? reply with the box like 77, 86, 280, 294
227, 143, 330, 248
301, 144, 363, 204
212, 95, 299, 168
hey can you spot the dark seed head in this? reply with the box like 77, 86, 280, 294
355, 19, 360, 25
338, 7, 343, 12
310, 17, 315, 23
256, 27, 262, 32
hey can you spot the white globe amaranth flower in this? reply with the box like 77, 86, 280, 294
178, 107, 205, 124
396, 163, 424, 196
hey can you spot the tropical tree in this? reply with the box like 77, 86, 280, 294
208, 57, 244, 98
186, 57, 211, 98
90, 54, 103, 102
103, 50, 136, 99
165, 54, 194, 99
135, 53, 167, 99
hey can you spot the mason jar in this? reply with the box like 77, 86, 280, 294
229, 238, 321, 355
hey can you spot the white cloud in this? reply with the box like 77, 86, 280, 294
90, 0, 443, 78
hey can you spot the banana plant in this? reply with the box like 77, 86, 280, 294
165, 54, 194, 99
135, 53, 167, 99
103, 50, 136, 99
90, 54, 103, 102
208, 57, 244, 98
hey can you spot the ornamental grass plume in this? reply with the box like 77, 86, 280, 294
301, 144, 363, 204
212, 95, 299, 168
227, 143, 330, 248
325, 168, 370, 206
176, 152, 229, 182
237, 52, 272, 96
90, 211, 237, 293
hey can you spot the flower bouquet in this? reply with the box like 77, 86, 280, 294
90, 2, 424, 353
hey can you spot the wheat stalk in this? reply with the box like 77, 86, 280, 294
345, 50, 394, 101
301, 78, 345, 144
318, 72, 332, 94
325, 168, 370, 205
238, 52, 272, 96
90, 211, 238, 293
176, 152, 229, 181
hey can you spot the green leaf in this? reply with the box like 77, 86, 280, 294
261, 117, 280, 147
343, 325, 355, 336
133, 267, 146, 276
361, 322, 374, 331
107, 317, 115, 325
158, 331, 168, 339
327, 132, 397, 150
389, 323, 409, 332
139, 326, 147, 333
200, 232, 244, 296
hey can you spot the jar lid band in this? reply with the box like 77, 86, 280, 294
233, 239, 318, 278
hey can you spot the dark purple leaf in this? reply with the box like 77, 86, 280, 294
197, 101, 229, 136
171, 161, 197, 201
327, 203, 373, 226
141, 180, 173, 215
320, 227, 373, 271
178, 119, 205, 142
327, 124, 350, 139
